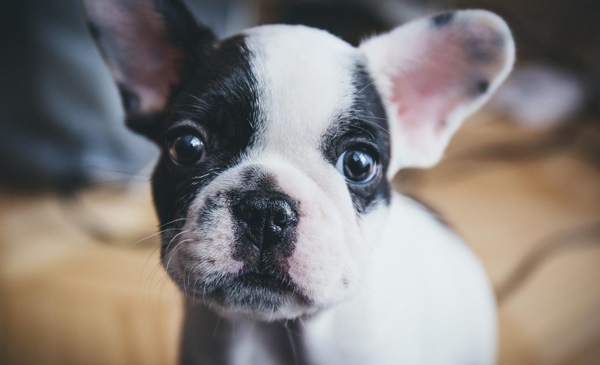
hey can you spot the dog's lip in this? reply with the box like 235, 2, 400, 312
236, 271, 292, 291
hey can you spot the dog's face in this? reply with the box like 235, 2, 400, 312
149, 28, 393, 319
85, 0, 514, 320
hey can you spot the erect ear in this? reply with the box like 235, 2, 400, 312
83, 0, 215, 138
360, 10, 515, 175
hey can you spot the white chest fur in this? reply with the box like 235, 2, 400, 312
301, 193, 497, 365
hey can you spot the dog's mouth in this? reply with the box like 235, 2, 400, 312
188, 268, 310, 315
215, 269, 297, 298
236, 271, 293, 292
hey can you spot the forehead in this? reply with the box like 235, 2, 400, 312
154, 26, 390, 224
243, 25, 360, 155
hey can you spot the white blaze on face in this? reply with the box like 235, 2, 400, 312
240, 26, 377, 306
165, 26, 391, 314
244, 25, 358, 160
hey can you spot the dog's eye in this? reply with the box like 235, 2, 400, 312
336, 148, 378, 184
168, 134, 205, 166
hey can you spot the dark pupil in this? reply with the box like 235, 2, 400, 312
170, 135, 204, 165
343, 150, 373, 181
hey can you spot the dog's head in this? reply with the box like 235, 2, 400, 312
85, 0, 514, 320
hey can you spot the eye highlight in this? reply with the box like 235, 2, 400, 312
168, 134, 206, 166
336, 148, 378, 184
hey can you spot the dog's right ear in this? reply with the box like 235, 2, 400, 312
359, 10, 514, 175
83, 0, 215, 138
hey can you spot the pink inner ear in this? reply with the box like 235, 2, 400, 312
362, 10, 513, 169
389, 29, 470, 138
123, 2, 184, 112
93, 0, 184, 113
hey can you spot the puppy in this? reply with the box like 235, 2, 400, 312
84, 1, 514, 364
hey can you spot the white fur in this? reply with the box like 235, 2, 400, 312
360, 10, 515, 173
166, 26, 390, 318
164, 12, 510, 364
302, 194, 497, 365
230, 320, 279, 365
243, 24, 357, 161
241, 26, 384, 308
170, 26, 377, 314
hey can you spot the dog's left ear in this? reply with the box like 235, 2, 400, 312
83, 0, 215, 138
360, 10, 515, 175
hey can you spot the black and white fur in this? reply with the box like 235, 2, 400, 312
84, 1, 515, 364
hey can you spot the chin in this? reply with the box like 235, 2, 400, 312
184, 272, 319, 321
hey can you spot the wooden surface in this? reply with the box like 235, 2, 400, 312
397, 115, 600, 365
0, 188, 183, 365
0, 113, 599, 364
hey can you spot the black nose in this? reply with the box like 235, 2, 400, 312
232, 191, 298, 250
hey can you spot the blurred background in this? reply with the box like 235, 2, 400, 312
1, 0, 599, 364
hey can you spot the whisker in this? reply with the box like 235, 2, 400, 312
212, 314, 222, 338
146, 261, 164, 295
128, 228, 181, 248
85, 164, 152, 179
285, 323, 299, 365
164, 230, 191, 254
172, 91, 211, 112
192, 275, 201, 306
352, 124, 376, 140
151, 271, 171, 292
138, 243, 163, 295
354, 116, 392, 136
87, 177, 151, 187
165, 238, 194, 273
354, 80, 377, 96
182, 267, 189, 297
158, 217, 188, 228
145, 231, 190, 294
355, 114, 388, 121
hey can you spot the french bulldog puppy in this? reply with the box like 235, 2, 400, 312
84, 1, 514, 364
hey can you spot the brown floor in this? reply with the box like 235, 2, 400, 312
398, 115, 600, 365
1, 113, 599, 364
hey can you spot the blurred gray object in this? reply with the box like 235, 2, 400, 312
4, 0, 597, 192
272, 0, 389, 46
0, 0, 257, 191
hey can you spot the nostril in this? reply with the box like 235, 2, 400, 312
272, 204, 297, 227
232, 192, 298, 237
234, 202, 255, 223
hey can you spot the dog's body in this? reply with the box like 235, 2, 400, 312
180, 195, 496, 365
84, 1, 514, 364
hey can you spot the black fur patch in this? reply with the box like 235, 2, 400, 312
87, 21, 101, 41
473, 79, 490, 96
199, 271, 313, 312
466, 33, 505, 64
154, 35, 261, 258
432, 12, 455, 27
152, 0, 215, 82
85, 0, 217, 139
227, 167, 298, 274
321, 61, 391, 215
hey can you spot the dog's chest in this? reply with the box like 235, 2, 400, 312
189, 194, 496, 365
298, 195, 497, 365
